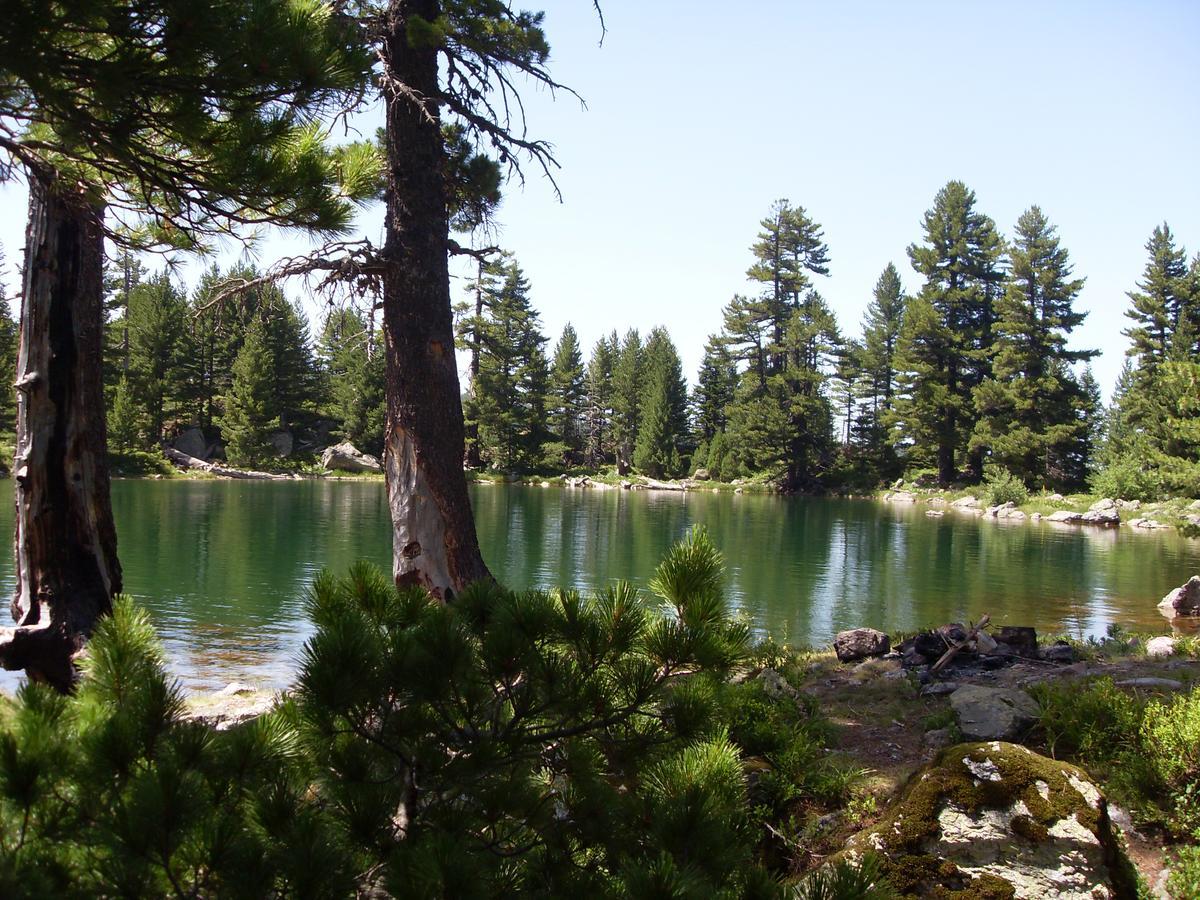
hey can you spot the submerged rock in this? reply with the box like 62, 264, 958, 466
844, 741, 1136, 899
1158, 575, 1200, 617
834, 627, 891, 662
951, 684, 1040, 741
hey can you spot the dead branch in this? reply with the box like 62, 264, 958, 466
930, 615, 991, 674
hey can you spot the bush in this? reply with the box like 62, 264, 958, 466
1168, 845, 1200, 899
1090, 456, 1161, 501
984, 466, 1029, 506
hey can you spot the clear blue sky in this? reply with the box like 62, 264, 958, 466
2, 0, 1198, 398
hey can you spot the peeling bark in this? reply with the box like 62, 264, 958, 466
0, 173, 120, 690
380, 0, 492, 599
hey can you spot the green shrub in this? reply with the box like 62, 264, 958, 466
1143, 689, 1200, 834
1090, 456, 1161, 501
1031, 677, 1144, 761
794, 852, 899, 900
983, 466, 1029, 506
1168, 845, 1200, 899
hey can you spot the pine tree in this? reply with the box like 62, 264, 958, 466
0, 248, 17, 435
634, 328, 688, 477
585, 334, 617, 467
0, 0, 372, 684
548, 323, 587, 461
854, 263, 906, 472
610, 329, 643, 473
1123, 223, 1188, 380
107, 376, 141, 454
321, 309, 386, 456
220, 319, 277, 467
692, 336, 737, 444
474, 259, 547, 472
893, 180, 1005, 483
971, 207, 1095, 489
125, 273, 188, 445
260, 291, 320, 431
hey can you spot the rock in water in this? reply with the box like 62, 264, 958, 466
844, 742, 1135, 899
833, 628, 891, 662
1158, 575, 1200, 617
320, 440, 382, 474
1081, 497, 1121, 526
951, 684, 1040, 741
1047, 510, 1085, 524
885, 490, 918, 503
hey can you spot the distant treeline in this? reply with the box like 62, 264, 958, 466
2, 177, 1193, 496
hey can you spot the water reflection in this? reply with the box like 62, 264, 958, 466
0, 481, 1196, 693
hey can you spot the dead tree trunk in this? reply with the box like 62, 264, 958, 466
379, 0, 492, 599
0, 172, 121, 690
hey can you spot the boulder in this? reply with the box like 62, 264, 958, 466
994, 626, 1039, 658
1081, 498, 1120, 526
1115, 498, 1141, 511
833, 627, 891, 662
843, 742, 1136, 899
692, 467, 711, 481
756, 668, 800, 702
951, 495, 981, 509
1145, 636, 1176, 658
1041, 642, 1076, 663
269, 430, 294, 458
1048, 492, 1065, 502
1190, 498, 1200, 510
1158, 575, 1200, 617
320, 441, 382, 474
885, 490, 918, 503
928, 496, 947, 506
986, 501, 1016, 516
174, 427, 210, 460
951, 685, 1039, 741
1128, 517, 1170, 530
1047, 510, 1085, 524
925, 509, 945, 518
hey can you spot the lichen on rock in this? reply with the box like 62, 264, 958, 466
843, 741, 1137, 899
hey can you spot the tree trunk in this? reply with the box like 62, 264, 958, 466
380, 0, 492, 600
0, 173, 120, 690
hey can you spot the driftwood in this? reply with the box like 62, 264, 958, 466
930, 615, 991, 674
164, 447, 294, 481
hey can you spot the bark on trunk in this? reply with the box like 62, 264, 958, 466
0, 173, 120, 690
380, 0, 492, 599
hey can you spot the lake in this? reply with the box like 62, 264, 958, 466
2, 480, 1198, 692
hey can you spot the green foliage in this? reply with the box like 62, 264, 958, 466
1032, 678, 1200, 837
1167, 846, 1200, 899
219, 319, 277, 467
983, 467, 1029, 507
549, 323, 587, 459
107, 376, 141, 453
294, 528, 768, 895
1090, 455, 1162, 501
0, 599, 351, 898
793, 853, 899, 900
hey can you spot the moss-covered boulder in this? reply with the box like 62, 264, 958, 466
844, 742, 1136, 899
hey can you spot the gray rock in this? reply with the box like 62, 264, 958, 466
1128, 517, 1171, 530
320, 441, 382, 473
921, 682, 959, 697
1081, 497, 1121, 526
1047, 510, 1085, 523
269, 430, 294, 458
951, 495, 981, 509
925, 509, 945, 518
174, 427, 209, 460
950, 684, 1040, 741
986, 501, 1016, 517
757, 667, 800, 702
1190, 499, 1200, 510
1041, 642, 1076, 663
922, 727, 955, 750
1145, 636, 1176, 658
1048, 493, 1065, 502
844, 742, 1135, 899
994, 626, 1039, 658
692, 467, 711, 481
1158, 575, 1200, 617
885, 490, 918, 504
1114, 677, 1183, 690
833, 627, 891, 662
1116, 498, 1141, 511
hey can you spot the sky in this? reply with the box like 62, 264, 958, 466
1, 0, 1198, 399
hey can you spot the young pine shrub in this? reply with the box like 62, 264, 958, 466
0, 600, 352, 899
983, 466, 1029, 507
293, 528, 779, 898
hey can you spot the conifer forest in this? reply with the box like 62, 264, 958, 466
0, 1, 1198, 897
